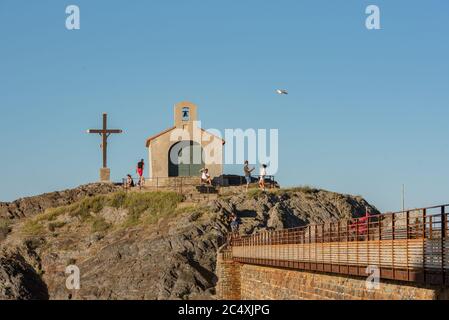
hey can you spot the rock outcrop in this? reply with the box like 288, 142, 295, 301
0, 252, 49, 300
0, 184, 120, 220
0, 185, 379, 300
215, 187, 378, 235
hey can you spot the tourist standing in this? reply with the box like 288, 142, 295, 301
259, 164, 267, 191
230, 213, 239, 233
243, 160, 255, 192
137, 159, 145, 186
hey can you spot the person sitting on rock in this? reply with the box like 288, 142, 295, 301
200, 168, 212, 186
125, 174, 134, 189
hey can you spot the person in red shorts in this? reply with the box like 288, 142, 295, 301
136, 159, 145, 186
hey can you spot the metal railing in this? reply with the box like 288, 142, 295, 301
229, 204, 449, 285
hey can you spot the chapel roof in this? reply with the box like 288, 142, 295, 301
145, 127, 225, 147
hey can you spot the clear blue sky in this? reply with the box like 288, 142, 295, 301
1, 0, 448, 212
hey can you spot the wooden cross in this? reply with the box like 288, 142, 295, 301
87, 113, 122, 168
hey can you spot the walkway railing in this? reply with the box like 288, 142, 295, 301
229, 204, 449, 285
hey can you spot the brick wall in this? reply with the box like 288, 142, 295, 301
215, 252, 242, 300
216, 259, 449, 300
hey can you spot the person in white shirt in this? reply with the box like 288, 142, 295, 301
259, 164, 267, 191
200, 168, 212, 185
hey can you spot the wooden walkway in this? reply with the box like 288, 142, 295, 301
229, 205, 449, 285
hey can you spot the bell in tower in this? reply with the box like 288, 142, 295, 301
174, 101, 198, 127
182, 107, 190, 121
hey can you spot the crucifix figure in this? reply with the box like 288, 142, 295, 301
87, 113, 123, 182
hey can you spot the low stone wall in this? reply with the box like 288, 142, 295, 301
216, 260, 449, 300
215, 251, 242, 300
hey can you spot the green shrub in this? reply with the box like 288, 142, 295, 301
21, 220, 45, 236
122, 192, 183, 226
20, 191, 185, 234
68, 195, 107, 220
35, 206, 67, 223
21, 195, 108, 235
108, 191, 127, 208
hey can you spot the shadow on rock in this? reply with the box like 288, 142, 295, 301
0, 253, 49, 300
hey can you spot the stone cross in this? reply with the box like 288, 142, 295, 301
87, 113, 122, 181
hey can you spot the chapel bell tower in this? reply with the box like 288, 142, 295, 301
174, 101, 198, 128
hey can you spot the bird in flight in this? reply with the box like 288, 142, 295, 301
276, 89, 288, 95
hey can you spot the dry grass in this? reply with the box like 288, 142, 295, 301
247, 188, 265, 199
0, 218, 11, 239
285, 185, 320, 194
47, 221, 67, 232
20, 191, 185, 236
120, 191, 183, 227
90, 216, 111, 233
245, 185, 322, 200
21, 219, 45, 236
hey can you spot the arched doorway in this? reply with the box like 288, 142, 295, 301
168, 141, 204, 177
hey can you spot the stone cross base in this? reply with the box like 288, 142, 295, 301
100, 168, 111, 182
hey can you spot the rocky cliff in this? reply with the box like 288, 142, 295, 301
0, 185, 378, 300
0, 184, 120, 220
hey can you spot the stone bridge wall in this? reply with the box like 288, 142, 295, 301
216, 253, 449, 300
